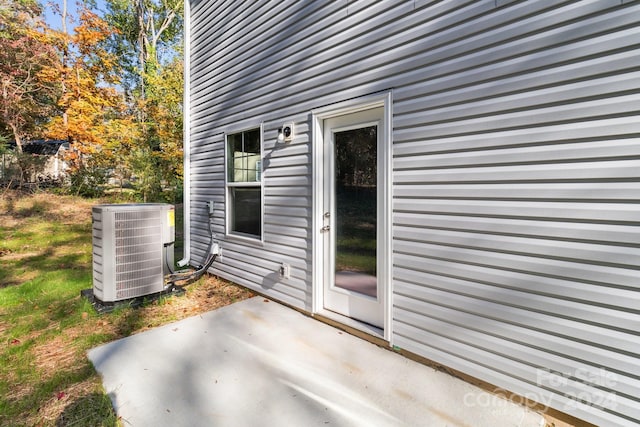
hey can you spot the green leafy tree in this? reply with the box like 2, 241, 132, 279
0, 0, 59, 153
45, 4, 127, 196
103, 0, 183, 202
137, 54, 183, 201
103, 0, 183, 96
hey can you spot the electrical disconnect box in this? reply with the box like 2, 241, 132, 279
92, 204, 175, 303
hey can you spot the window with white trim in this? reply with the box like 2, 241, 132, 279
226, 128, 262, 239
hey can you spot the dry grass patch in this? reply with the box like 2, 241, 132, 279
0, 191, 94, 224
33, 335, 84, 379
144, 275, 254, 322
35, 376, 112, 427
2, 369, 33, 407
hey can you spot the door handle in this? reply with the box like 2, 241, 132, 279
321, 225, 331, 232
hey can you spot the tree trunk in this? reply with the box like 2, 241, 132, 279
1, 81, 22, 153
61, 0, 70, 136
8, 123, 22, 154
136, 0, 146, 99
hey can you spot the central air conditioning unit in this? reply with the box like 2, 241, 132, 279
92, 203, 175, 303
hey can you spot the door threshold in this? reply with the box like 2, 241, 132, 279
314, 309, 386, 346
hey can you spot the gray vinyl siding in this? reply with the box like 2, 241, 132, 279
189, 1, 640, 425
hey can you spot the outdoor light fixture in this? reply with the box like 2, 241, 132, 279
277, 123, 294, 143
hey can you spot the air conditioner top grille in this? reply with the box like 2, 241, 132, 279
114, 210, 161, 224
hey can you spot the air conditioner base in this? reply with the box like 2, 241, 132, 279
81, 286, 186, 314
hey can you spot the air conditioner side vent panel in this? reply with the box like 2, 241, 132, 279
92, 204, 174, 303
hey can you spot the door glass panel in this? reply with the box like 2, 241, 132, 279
334, 125, 377, 298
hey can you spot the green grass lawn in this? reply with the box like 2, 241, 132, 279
0, 191, 252, 426
335, 187, 377, 276
0, 192, 117, 426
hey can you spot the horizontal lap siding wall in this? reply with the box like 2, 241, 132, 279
190, 1, 321, 309
189, 1, 640, 425
391, 2, 640, 426
189, 0, 418, 309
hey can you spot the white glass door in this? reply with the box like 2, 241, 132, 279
322, 107, 385, 328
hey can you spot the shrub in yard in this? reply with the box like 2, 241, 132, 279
67, 164, 109, 198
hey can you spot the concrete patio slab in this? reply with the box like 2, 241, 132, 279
88, 297, 544, 427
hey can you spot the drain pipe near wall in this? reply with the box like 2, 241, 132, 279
164, 202, 219, 289
177, 0, 191, 268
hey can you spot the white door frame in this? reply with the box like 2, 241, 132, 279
311, 91, 392, 342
